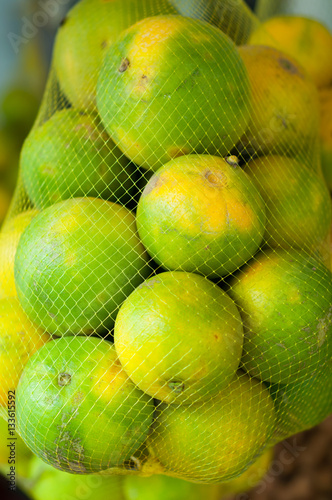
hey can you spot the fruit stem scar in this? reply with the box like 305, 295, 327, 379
225, 155, 239, 167
118, 58, 130, 73
205, 171, 219, 184
58, 373, 72, 386
168, 381, 185, 393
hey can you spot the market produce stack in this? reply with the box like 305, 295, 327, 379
0, 0, 331, 490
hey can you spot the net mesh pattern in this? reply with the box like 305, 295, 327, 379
0, 0, 331, 486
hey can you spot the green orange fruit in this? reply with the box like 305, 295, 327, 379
0, 297, 50, 407
319, 87, 332, 191
136, 154, 266, 278
123, 474, 220, 500
16, 336, 154, 474
124, 447, 274, 499
270, 358, 332, 440
244, 155, 331, 251
53, 0, 176, 111
14, 198, 150, 336
20, 109, 137, 209
170, 0, 257, 45
97, 15, 251, 171
147, 372, 276, 483
114, 271, 244, 404
228, 249, 332, 384
0, 210, 38, 299
248, 16, 332, 89
27, 456, 125, 500
238, 45, 320, 160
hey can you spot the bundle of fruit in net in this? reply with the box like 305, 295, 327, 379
0, 0, 332, 485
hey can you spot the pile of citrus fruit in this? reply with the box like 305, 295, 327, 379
1, 0, 332, 488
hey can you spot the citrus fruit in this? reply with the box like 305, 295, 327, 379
237, 45, 320, 160
97, 15, 251, 171
124, 473, 220, 500
114, 271, 244, 404
248, 16, 332, 89
228, 249, 332, 384
146, 372, 276, 483
0, 210, 38, 299
319, 87, 332, 191
14, 198, 150, 336
123, 447, 273, 499
269, 358, 332, 440
53, 0, 177, 111
244, 155, 331, 251
217, 446, 274, 497
170, 0, 257, 44
136, 155, 266, 278
0, 297, 50, 407
27, 456, 125, 500
16, 336, 154, 474
20, 109, 138, 209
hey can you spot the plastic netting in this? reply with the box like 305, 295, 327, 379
0, 0, 331, 486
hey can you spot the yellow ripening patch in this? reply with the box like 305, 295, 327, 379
225, 196, 255, 232
92, 358, 129, 401
127, 17, 183, 77
148, 169, 230, 235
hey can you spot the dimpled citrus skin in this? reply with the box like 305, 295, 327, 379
53, 0, 177, 111
136, 155, 266, 278
238, 45, 320, 160
228, 249, 332, 385
97, 15, 251, 171
16, 337, 154, 474
114, 271, 244, 404
14, 198, 151, 336
249, 16, 332, 89
147, 372, 276, 483
20, 109, 137, 209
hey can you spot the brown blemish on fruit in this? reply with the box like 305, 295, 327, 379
279, 57, 302, 77
59, 16, 67, 28
101, 40, 108, 50
58, 373, 71, 387
119, 58, 130, 73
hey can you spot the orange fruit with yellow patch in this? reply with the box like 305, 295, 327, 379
53, 0, 177, 111
136, 155, 266, 278
97, 15, 251, 171
146, 372, 276, 483
228, 248, 332, 385
319, 87, 332, 191
14, 198, 151, 336
249, 16, 332, 89
0, 297, 50, 407
237, 45, 320, 161
0, 209, 38, 299
16, 336, 154, 473
244, 155, 331, 252
114, 271, 244, 404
